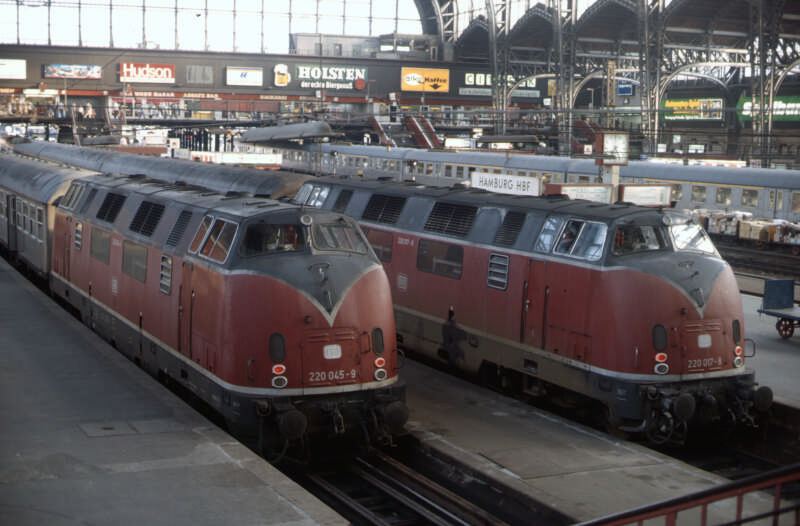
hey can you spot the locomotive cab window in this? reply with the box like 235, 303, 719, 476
240, 222, 305, 257
122, 241, 148, 282
312, 218, 369, 254
612, 225, 668, 256
364, 228, 393, 262
200, 219, 238, 263
671, 224, 716, 255
534, 216, 565, 253
553, 220, 608, 261
189, 215, 214, 253
417, 239, 463, 279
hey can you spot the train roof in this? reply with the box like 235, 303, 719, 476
0, 152, 96, 203
14, 141, 310, 198
620, 160, 800, 189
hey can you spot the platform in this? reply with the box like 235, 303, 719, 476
0, 259, 345, 526
402, 359, 777, 523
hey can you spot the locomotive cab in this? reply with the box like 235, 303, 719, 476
600, 210, 772, 441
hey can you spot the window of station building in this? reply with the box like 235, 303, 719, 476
691, 185, 707, 203
793, 192, 800, 213
741, 189, 759, 208
189, 215, 214, 253
90, 228, 111, 264
200, 219, 238, 263
122, 241, 148, 282
364, 228, 393, 262
416, 239, 463, 279
715, 187, 732, 206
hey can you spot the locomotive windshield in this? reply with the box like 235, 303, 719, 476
670, 224, 717, 254
239, 223, 305, 257
311, 218, 369, 254
612, 225, 669, 256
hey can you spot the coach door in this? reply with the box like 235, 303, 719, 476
178, 261, 194, 359
521, 258, 548, 349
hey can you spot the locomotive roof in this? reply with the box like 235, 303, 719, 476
316, 176, 655, 221
0, 152, 95, 203
14, 141, 311, 198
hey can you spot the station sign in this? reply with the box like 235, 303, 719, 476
119, 62, 175, 84
400, 67, 449, 93
737, 94, 800, 122
272, 63, 368, 91
0, 59, 26, 80
661, 98, 723, 121
458, 71, 540, 98
226, 66, 263, 87
471, 171, 540, 196
44, 64, 102, 80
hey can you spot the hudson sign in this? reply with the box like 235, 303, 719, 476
119, 62, 176, 84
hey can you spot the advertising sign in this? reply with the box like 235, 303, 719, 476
471, 171, 540, 196
119, 62, 175, 84
271, 63, 367, 90
401, 67, 449, 93
186, 65, 213, 85
226, 66, 263, 87
459, 72, 539, 98
737, 94, 800, 122
0, 59, 26, 80
44, 64, 102, 79
662, 98, 723, 121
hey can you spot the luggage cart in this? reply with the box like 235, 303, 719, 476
757, 279, 800, 339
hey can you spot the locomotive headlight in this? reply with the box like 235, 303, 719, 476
272, 375, 288, 388
733, 356, 744, 368
272, 364, 287, 375
374, 356, 386, 368
374, 368, 388, 381
654, 363, 670, 375
323, 344, 342, 359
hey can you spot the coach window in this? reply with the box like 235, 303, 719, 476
691, 185, 707, 203
715, 187, 732, 206
417, 239, 463, 279
36, 208, 44, 240
671, 184, 683, 202
200, 219, 238, 263
792, 192, 800, 213
90, 228, 111, 264
364, 228, 393, 262
455, 166, 464, 179
444, 165, 453, 178
189, 215, 214, 253
122, 241, 148, 282
770, 190, 783, 212
534, 216, 565, 253
468, 166, 477, 179
741, 189, 759, 208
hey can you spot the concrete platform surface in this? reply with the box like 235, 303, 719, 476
0, 259, 345, 526
402, 359, 776, 523
742, 292, 800, 407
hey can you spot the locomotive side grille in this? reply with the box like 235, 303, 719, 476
306, 332, 330, 343
129, 201, 166, 237
424, 202, 477, 237
494, 211, 525, 246
166, 210, 192, 247
362, 194, 406, 224
332, 190, 353, 213
487, 254, 510, 290
96, 192, 126, 223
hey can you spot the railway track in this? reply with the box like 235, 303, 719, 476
717, 243, 800, 280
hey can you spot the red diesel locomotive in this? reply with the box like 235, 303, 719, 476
295, 178, 774, 444
0, 154, 408, 454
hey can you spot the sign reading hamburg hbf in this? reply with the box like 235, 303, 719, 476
119, 62, 175, 84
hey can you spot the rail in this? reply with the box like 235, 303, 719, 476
577, 463, 800, 526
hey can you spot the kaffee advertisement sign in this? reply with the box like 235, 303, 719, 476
119, 62, 176, 84
272, 63, 368, 90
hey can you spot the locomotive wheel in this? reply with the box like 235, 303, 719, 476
776, 318, 795, 339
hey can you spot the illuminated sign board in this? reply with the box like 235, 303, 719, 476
738, 94, 800, 122
272, 63, 367, 90
226, 66, 263, 87
662, 98, 723, 121
471, 172, 540, 196
44, 64, 102, 79
401, 67, 449, 93
119, 62, 175, 84
0, 59, 26, 80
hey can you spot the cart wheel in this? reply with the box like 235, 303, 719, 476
776, 318, 795, 339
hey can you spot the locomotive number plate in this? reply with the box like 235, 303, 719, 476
687, 357, 722, 370
308, 369, 358, 383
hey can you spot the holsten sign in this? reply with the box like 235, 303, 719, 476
119, 63, 176, 84
275, 63, 367, 90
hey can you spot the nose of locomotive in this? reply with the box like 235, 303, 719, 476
624, 252, 730, 311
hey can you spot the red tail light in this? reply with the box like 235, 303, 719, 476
272, 364, 287, 375
734, 346, 743, 356
655, 352, 668, 363
374, 357, 386, 368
